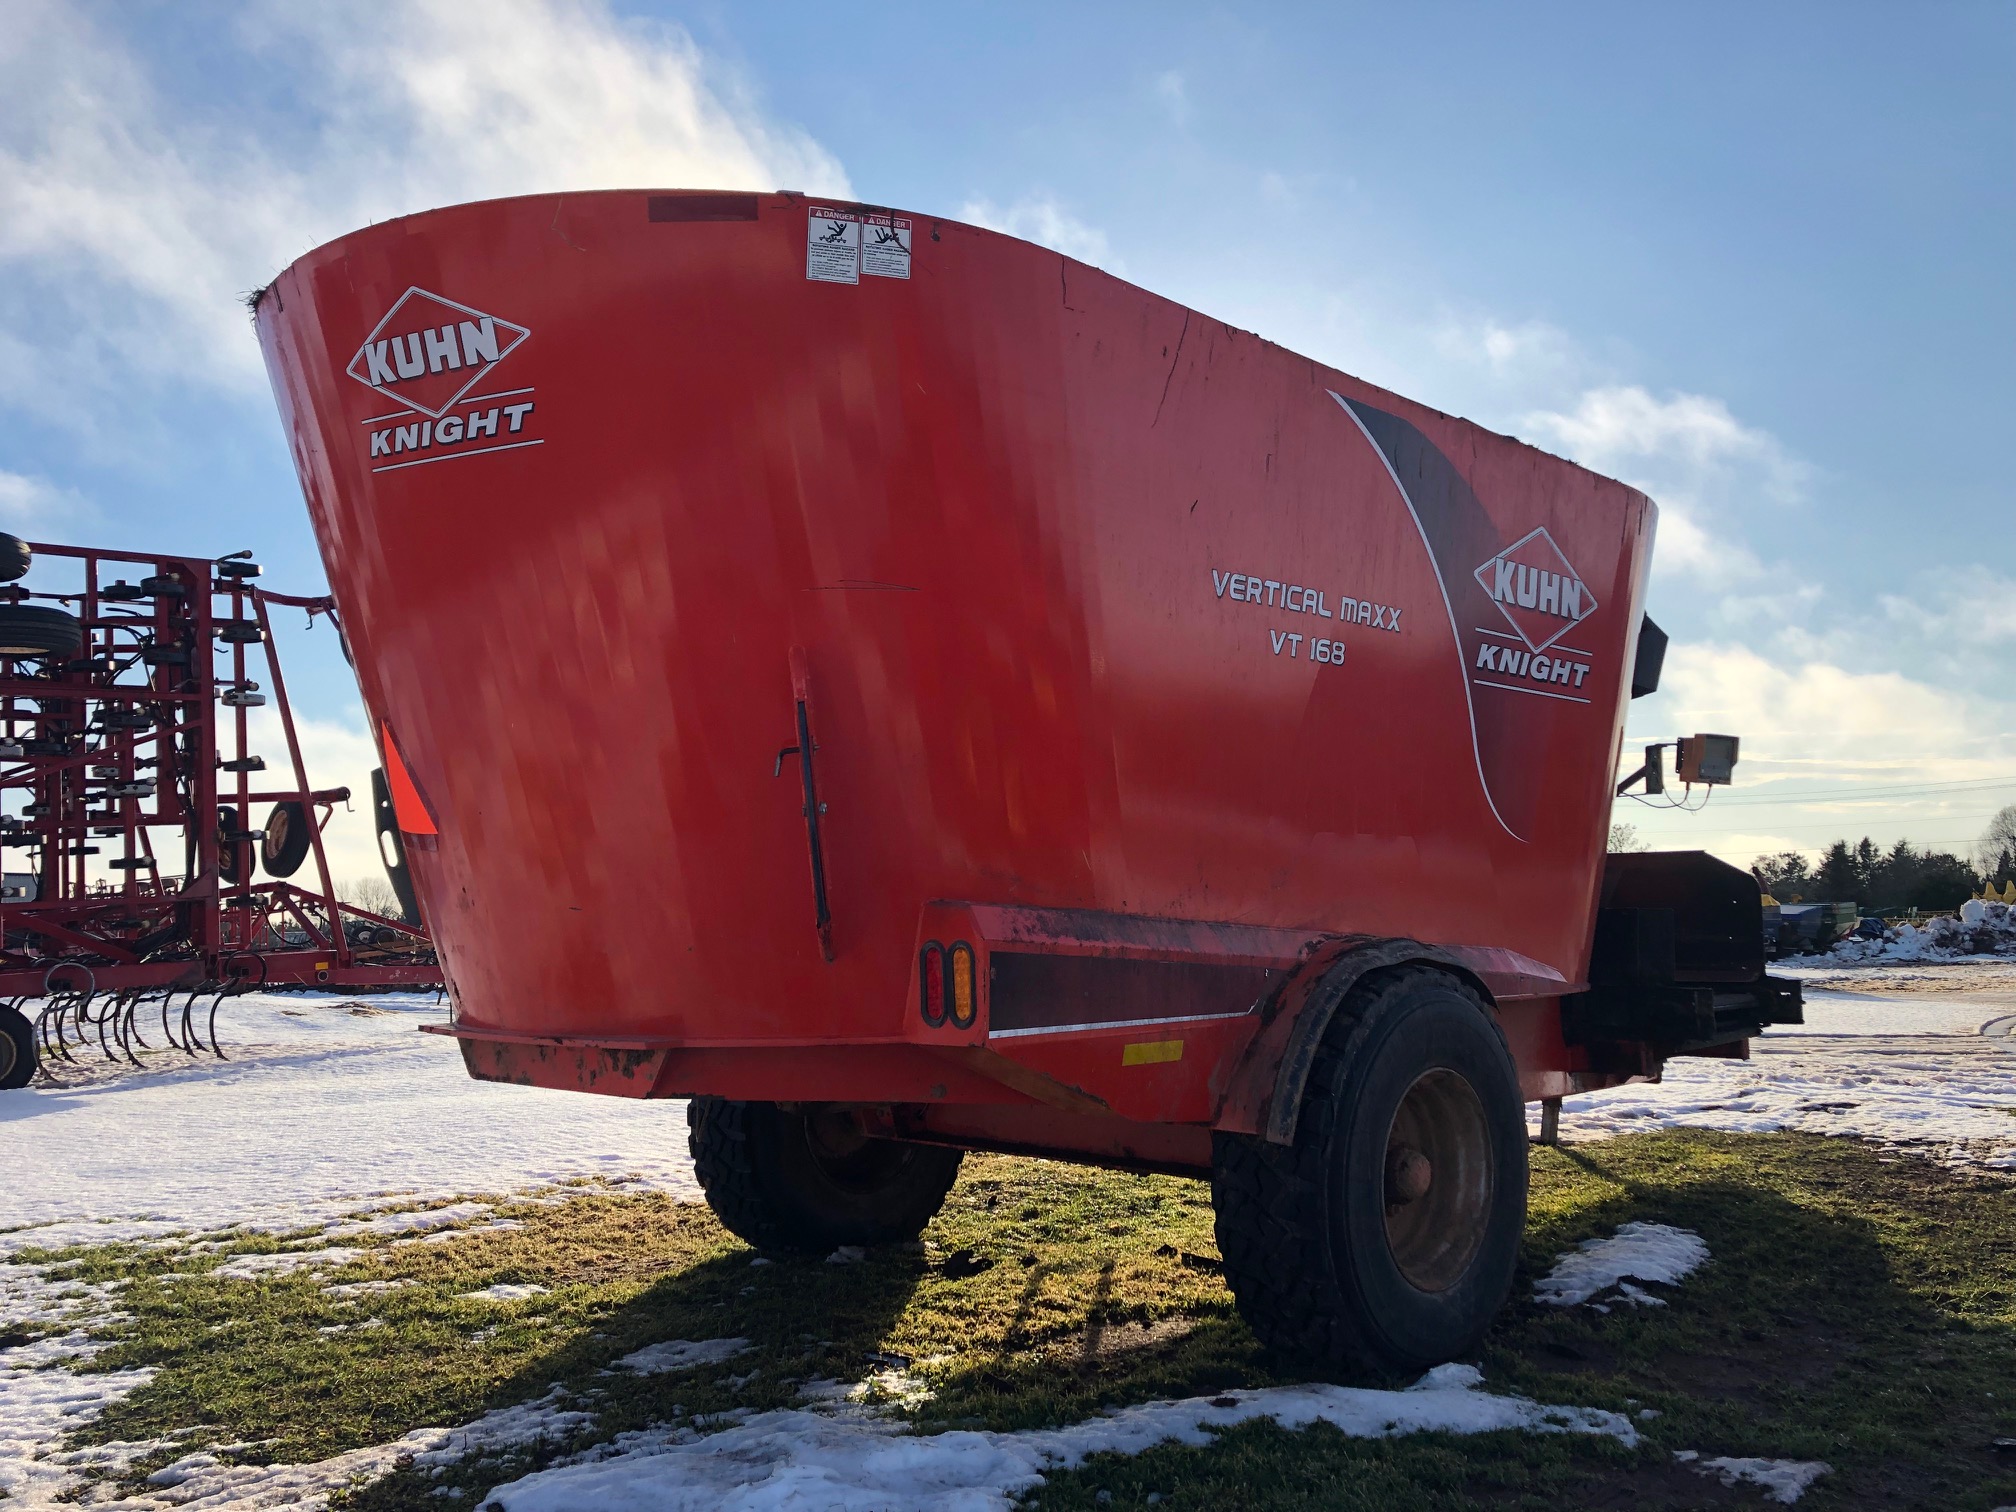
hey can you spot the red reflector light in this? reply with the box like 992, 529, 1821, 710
949, 942, 976, 1028
919, 942, 946, 1026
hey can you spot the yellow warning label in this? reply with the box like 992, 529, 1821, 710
1121, 1039, 1184, 1067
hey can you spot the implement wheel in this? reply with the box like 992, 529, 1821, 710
0, 1003, 38, 1089
0, 605, 83, 660
261, 800, 313, 878
688, 1098, 962, 1253
1212, 966, 1527, 1373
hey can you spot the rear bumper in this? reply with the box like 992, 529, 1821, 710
424, 1023, 1077, 1106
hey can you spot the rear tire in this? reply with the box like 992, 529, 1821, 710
688, 1098, 963, 1253
0, 1003, 38, 1090
1212, 966, 1528, 1373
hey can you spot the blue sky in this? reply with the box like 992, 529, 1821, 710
2, 0, 2011, 880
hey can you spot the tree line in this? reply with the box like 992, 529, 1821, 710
1750, 802, 2016, 913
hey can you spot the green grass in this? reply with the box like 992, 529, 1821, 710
17, 1132, 2016, 1510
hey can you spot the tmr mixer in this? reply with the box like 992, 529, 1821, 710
254, 191, 1798, 1371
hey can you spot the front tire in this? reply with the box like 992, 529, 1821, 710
0, 1003, 38, 1089
687, 1098, 963, 1252
1212, 966, 1528, 1373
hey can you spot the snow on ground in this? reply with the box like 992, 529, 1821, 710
0, 1344, 165, 1510
1779, 960, 2016, 996
209, 1246, 366, 1281
126, 1388, 597, 1511
0, 991, 704, 1506
0, 991, 703, 1257
1674, 1450, 1832, 1504
479, 1363, 1638, 1512
1804, 897, 2016, 965
463, 1283, 550, 1302
619, 1338, 753, 1374
1533, 1223, 1710, 1308
2, 972, 2001, 1506
1537, 961, 2016, 1167
0, 1265, 157, 1508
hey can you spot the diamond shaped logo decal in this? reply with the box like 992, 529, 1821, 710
1472, 527, 1597, 653
346, 288, 530, 419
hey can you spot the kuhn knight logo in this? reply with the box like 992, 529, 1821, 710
1472, 528, 1597, 654
346, 288, 530, 418
1333, 390, 1613, 844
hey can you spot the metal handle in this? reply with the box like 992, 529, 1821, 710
774, 647, 834, 962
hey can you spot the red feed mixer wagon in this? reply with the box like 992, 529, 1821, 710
255, 191, 1798, 1370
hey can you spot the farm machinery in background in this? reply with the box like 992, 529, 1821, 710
0, 535, 441, 1089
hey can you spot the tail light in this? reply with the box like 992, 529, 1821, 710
919, 942, 946, 1026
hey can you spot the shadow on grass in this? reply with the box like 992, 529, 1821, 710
67, 1136, 2016, 1511
1469, 1132, 2016, 1510
332, 1237, 933, 1509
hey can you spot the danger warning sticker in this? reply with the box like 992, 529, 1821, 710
807, 207, 860, 283
862, 214, 913, 279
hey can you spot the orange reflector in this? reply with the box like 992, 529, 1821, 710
948, 942, 976, 1028
380, 722, 438, 836
1122, 1039, 1184, 1066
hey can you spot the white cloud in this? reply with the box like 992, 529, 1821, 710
1517, 385, 1816, 614
1431, 317, 1586, 390
958, 194, 1119, 272
1880, 565, 2016, 650
0, 469, 90, 529
1652, 644, 2012, 783
1153, 69, 1190, 123
1521, 385, 1809, 505
0, 0, 850, 411
1621, 642, 2016, 863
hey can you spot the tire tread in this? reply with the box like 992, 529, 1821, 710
687, 1097, 962, 1252
1212, 965, 1513, 1369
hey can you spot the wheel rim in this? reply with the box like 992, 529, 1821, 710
263, 808, 289, 865
1381, 1068, 1494, 1292
800, 1107, 916, 1196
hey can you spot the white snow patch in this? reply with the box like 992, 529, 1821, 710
1535, 970, 2016, 1167
0, 990, 701, 1260
0, 1266, 157, 1508
481, 1364, 1636, 1511
124, 1388, 594, 1510
1807, 900, 2016, 964
400, 1219, 528, 1246
1535, 1223, 1710, 1308
1, 1343, 161, 1505
324, 1200, 500, 1242
1, 991, 704, 1507
463, 1284, 549, 1302
325, 1278, 415, 1299
0, 1263, 124, 1330
210, 1245, 366, 1280
1676, 1449, 1832, 1503
617, 1338, 752, 1374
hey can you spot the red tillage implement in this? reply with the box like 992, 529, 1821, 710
255, 192, 1798, 1368
0, 540, 441, 1086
